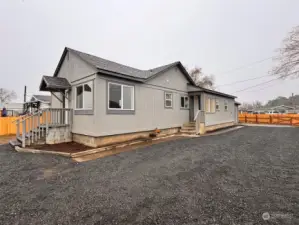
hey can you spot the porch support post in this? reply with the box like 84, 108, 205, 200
199, 94, 206, 135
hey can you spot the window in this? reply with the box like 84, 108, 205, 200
210, 98, 216, 113
165, 92, 173, 108
224, 101, 228, 111
108, 82, 134, 110
180, 96, 189, 109
76, 81, 93, 109
205, 97, 216, 113
216, 100, 220, 111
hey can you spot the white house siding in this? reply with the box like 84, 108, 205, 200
90, 68, 190, 136
204, 93, 235, 126
51, 51, 98, 135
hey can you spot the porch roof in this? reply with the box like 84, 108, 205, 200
39, 76, 71, 92
187, 84, 236, 99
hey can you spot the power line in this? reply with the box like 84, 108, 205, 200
233, 71, 298, 93
246, 81, 281, 93
215, 74, 272, 88
214, 56, 273, 75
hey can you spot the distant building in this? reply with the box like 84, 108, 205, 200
23, 94, 51, 113
0, 102, 23, 116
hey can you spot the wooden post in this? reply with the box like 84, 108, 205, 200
256, 115, 258, 124
38, 112, 40, 139
16, 121, 20, 139
22, 120, 26, 148
269, 115, 272, 124
291, 117, 293, 126
245, 114, 247, 123
46, 110, 49, 134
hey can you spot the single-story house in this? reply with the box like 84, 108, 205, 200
0, 102, 23, 116
17, 47, 239, 148
23, 94, 51, 114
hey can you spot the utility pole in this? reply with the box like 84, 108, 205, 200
23, 85, 27, 112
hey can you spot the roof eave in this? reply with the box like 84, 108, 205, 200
188, 89, 236, 99
97, 70, 145, 83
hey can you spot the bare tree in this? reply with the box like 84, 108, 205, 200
241, 101, 263, 110
0, 88, 17, 104
187, 67, 215, 89
273, 25, 299, 78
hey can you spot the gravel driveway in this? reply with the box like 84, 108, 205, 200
0, 126, 298, 225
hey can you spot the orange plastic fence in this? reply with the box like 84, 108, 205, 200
238, 113, 299, 126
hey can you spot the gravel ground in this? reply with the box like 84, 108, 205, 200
0, 126, 298, 225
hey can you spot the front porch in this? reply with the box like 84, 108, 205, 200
11, 108, 73, 148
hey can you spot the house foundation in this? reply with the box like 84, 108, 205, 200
204, 121, 236, 133
46, 126, 72, 144
73, 127, 180, 148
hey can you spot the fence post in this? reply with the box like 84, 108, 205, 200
256, 115, 258, 124
245, 114, 247, 123
270, 115, 272, 124
291, 117, 293, 126
22, 120, 26, 148
16, 121, 20, 138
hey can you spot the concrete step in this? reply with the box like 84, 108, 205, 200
180, 129, 197, 134
181, 126, 196, 130
183, 123, 196, 127
9, 139, 21, 148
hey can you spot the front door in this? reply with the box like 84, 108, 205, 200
189, 96, 194, 121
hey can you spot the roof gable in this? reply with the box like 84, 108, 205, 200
53, 47, 195, 85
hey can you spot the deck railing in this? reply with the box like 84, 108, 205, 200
15, 108, 72, 147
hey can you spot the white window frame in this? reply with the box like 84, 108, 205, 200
224, 100, 228, 111
108, 82, 135, 110
206, 97, 211, 113
206, 97, 216, 113
216, 99, 220, 111
164, 92, 173, 108
75, 81, 93, 110
180, 96, 189, 109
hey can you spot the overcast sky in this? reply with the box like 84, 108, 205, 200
1, 0, 299, 104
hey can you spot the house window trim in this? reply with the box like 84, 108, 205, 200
107, 81, 135, 111
205, 97, 216, 114
216, 99, 220, 111
75, 80, 93, 110
164, 92, 173, 109
224, 100, 228, 111
180, 96, 189, 110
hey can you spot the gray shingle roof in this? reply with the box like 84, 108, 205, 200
40, 76, 71, 91
31, 95, 51, 103
66, 48, 189, 81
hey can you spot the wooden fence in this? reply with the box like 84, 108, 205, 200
0, 112, 51, 136
0, 117, 20, 136
239, 113, 299, 126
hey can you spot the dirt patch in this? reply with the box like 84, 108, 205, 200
74, 135, 189, 162
31, 142, 93, 153
0, 135, 15, 145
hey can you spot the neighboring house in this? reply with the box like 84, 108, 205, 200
0, 102, 23, 116
17, 47, 238, 148
30, 94, 51, 109
23, 94, 51, 113
241, 105, 299, 114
